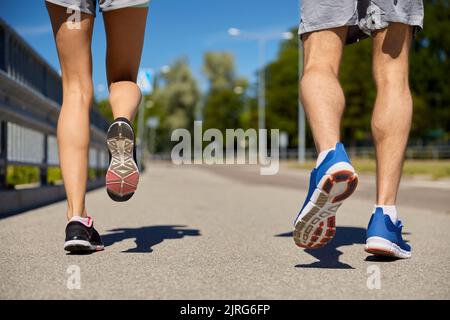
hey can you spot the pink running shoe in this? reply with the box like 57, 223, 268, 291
106, 117, 139, 202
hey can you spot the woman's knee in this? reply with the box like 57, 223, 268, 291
62, 81, 94, 107
107, 68, 139, 86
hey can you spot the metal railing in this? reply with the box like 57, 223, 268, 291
280, 145, 450, 161
0, 18, 109, 215
148, 144, 450, 163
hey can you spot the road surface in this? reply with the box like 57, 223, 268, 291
1, 162, 449, 299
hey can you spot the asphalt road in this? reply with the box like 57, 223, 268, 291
1, 162, 449, 299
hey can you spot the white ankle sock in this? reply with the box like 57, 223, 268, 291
316, 147, 335, 168
69, 216, 92, 227
375, 205, 398, 223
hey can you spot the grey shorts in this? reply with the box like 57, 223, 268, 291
299, 0, 424, 44
45, 0, 150, 16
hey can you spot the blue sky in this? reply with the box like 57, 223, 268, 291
0, 0, 300, 99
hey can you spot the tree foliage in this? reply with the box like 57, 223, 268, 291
202, 51, 248, 133
410, 0, 450, 141
157, 58, 200, 132
265, 27, 306, 146
145, 58, 200, 152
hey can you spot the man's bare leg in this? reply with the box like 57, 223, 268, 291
300, 27, 348, 153
372, 23, 413, 208
365, 23, 413, 259
294, 27, 358, 250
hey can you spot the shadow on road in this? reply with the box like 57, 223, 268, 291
275, 226, 366, 269
364, 255, 399, 262
102, 225, 200, 253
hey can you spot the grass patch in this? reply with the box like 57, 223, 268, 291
47, 167, 63, 185
5, 165, 105, 188
88, 168, 97, 180
290, 159, 450, 180
6, 165, 39, 187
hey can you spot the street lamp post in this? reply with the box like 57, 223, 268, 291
297, 0, 306, 164
258, 38, 266, 131
228, 28, 293, 132
146, 116, 159, 155
298, 37, 306, 164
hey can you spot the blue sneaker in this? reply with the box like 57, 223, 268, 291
293, 142, 358, 249
365, 208, 411, 259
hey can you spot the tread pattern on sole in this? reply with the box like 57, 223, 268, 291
106, 122, 139, 199
294, 170, 358, 249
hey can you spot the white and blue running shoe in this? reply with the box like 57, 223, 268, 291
365, 208, 411, 259
293, 142, 358, 249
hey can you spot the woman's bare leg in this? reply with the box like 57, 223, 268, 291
46, 3, 94, 219
103, 7, 148, 121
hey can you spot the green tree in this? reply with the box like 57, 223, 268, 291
203, 52, 236, 91
410, 0, 450, 141
340, 37, 375, 147
94, 98, 114, 122
158, 58, 200, 132
239, 91, 258, 131
146, 58, 200, 152
265, 28, 306, 147
202, 51, 248, 132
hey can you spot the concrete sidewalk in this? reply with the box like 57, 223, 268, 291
0, 162, 449, 299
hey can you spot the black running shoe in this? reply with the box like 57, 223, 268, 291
106, 117, 140, 202
64, 217, 104, 253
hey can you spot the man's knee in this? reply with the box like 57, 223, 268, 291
373, 64, 409, 91
300, 64, 339, 91
372, 24, 412, 90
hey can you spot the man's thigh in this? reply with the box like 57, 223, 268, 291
372, 23, 413, 84
299, 0, 354, 73
302, 27, 348, 75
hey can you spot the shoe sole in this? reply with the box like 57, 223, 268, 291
293, 163, 358, 249
106, 121, 139, 202
365, 236, 411, 259
64, 240, 104, 253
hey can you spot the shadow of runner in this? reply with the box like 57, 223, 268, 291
102, 225, 200, 253
275, 226, 366, 269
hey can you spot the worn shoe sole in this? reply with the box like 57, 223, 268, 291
64, 239, 104, 252
294, 162, 358, 249
106, 121, 139, 202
